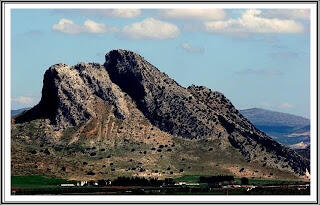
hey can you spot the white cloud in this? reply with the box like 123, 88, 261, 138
12, 96, 34, 105
83, 20, 107, 33
53, 9, 141, 19
204, 9, 304, 34
106, 9, 141, 18
262, 9, 310, 20
181, 42, 204, 53
52, 18, 108, 34
158, 9, 226, 21
121, 18, 180, 40
52, 18, 81, 34
278, 102, 293, 109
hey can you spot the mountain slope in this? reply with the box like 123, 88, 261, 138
11, 49, 309, 181
296, 145, 310, 160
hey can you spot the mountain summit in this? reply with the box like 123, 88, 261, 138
12, 49, 309, 180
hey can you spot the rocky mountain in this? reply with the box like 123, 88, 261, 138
11, 49, 309, 181
295, 145, 310, 160
240, 108, 310, 146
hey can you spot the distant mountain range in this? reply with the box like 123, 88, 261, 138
240, 108, 310, 147
11, 108, 30, 117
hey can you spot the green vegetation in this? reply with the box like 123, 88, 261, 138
175, 175, 205, 183
11, 175, 309, 195
12, 175, 76, 188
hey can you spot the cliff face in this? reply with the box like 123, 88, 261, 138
15, 63, 129, 130
12, 49, 309, 179
105, 50, 218, 139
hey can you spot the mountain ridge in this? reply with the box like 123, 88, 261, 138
11, 49, 309, 180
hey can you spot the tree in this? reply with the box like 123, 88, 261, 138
241, 177, 249, 185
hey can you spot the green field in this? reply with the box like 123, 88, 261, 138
174, 175, 205, 183
11, 175, 309, 195
13, 175, 306, 188
12, 175, 76, 188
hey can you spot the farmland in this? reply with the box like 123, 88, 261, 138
11, 175, 310, 195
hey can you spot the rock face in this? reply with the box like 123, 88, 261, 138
105, 50, 218, 139
14, 49, 309, 177
15, 63, 129, 130
104, 50, 309, 175
296, 145, 310, 160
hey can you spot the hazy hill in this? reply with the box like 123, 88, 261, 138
239, 108, 309, 127
11, 50, 309, 181
11, 108, 30, 117
240, 108, 310, 146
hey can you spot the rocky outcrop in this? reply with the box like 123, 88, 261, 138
104, 49, 309, 175
105, 50, 219, 139
15, 63, 129, 130
14, 49, 309, 176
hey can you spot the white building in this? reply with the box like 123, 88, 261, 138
60, 184, 75, 187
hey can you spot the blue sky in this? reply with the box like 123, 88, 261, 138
11, 8, 310, 118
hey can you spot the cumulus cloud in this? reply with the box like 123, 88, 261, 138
53, 9, 141, 18
106, 9, 141, 18
12, 96, 34, 105
262, 9, 310, 20
236, 68, 283, 77
158, 9, 226, 21
204, 9, 304, 34
181, 42, 204, 53
83, 20, 108, 33
52, 18, 108, 34
121, 18, 180, 40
